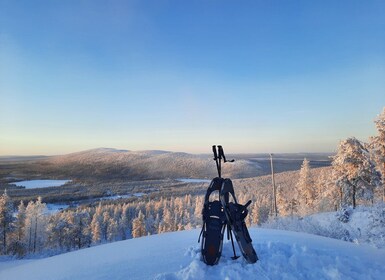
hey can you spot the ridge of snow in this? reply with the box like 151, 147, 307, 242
1, 228, 384, 280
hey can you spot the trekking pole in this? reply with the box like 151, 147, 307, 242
217, 146, 222, 178
212, 145, 221, 178
228, 225, 240, 260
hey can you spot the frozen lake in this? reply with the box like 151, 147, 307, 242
11, 179, 71, 189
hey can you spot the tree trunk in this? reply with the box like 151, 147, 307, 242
33, 216, 38, 253
3, 220, 6, 255
28, 218, 33, 253
352, 184, 356, 209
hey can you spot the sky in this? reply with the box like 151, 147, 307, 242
0, 0, 384, 155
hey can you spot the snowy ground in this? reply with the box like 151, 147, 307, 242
1, 228, 384, 280
102, 192, 146, 200
176, 178, 211, 183
263, 205, 385, 249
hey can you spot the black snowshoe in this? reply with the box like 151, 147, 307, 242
220, 178, 258, 264
198, 177, 227, 265
199, 145, 258, 265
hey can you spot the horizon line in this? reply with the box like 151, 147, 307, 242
0, 147, 336, 157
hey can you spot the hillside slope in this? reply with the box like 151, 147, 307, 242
1, 228, 384, 280
11, 148, 261, 181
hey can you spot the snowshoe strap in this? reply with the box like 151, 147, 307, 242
198, 223, 205, 243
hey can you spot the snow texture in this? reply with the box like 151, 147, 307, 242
1, 228, 384, 280
176, 179, 211, 183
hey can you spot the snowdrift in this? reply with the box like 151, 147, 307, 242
1, 228, 384, 280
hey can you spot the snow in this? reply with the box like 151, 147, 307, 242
1, 228, 384, 280
102, 193, 146, 200
45, 203, 69, 214
11, 179, 71, 189
263, 205, 385, 249
177, 179, 211, 183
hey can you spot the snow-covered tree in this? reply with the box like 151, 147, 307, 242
194, 196, 203, 226
0, 190, 14, 254
24, 197, 47, 253
161, 207, 174, 233
16, 201, 26, 241
369, 107, 385, 202
296, 158, 315, 215
71, 210, 91, 249
107, 217, 119, 242
132, 210, 146, 238
251, 202, 260, 225
315, 169, 339, 212
10, 201, 27, 256
276, 184, 298, 217
46, 213, 67, 250
91, 204, 103, 243
332, 137, 381, 208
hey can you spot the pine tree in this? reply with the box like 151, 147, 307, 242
46, 213, 66, 250
16, 201, 26, 242
296, 158, 315, 215
118, 212, 129, 240
316, 169, 339, 212
33, 197, 47, 253
251, 202, 259, 225
144, 214, 155, 235
102, 211, 111, 241
332, 137, 381, 208
23, 197, 47, 254
0, 190, 14, 254
132, 211, 146, 238
91, 203, 103, 243
276, 185, 290, 216
91, 219, 101, 244
72, 210, 91, 249
194, 196, 203, 227
10, 200, 27, 256
107, 217, 119, 242
161, 207, 174, 232
369, 107, 385, 202
153, 213, 161, 234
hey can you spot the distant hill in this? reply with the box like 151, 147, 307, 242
0, 155, 49, 162
20, 148, 262, 181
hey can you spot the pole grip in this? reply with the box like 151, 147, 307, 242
212, 145, 218, 160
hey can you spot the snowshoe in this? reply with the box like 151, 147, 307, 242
220, 178, 258, 264
198, 177, 227, 265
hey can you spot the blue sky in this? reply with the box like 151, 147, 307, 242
0, 0, 384, 155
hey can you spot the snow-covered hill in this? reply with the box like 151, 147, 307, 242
16, 148, 261, 180
1, 228, 384, 280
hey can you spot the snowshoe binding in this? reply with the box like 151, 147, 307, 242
198, 177, 227, 265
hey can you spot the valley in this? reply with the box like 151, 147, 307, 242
0, 148, 332, 208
